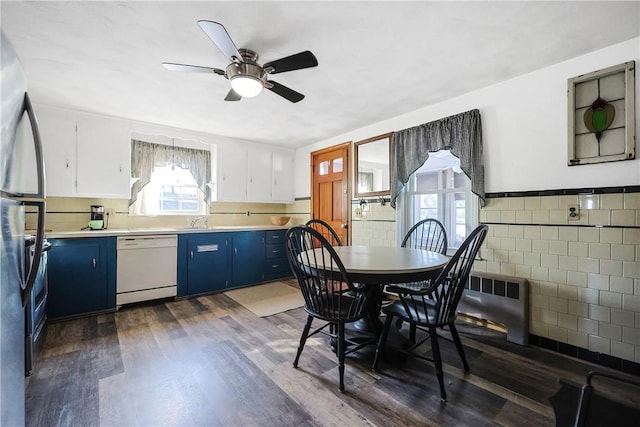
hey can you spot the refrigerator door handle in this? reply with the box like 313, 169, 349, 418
21, 200, 46, 307
22, 93, 46, 199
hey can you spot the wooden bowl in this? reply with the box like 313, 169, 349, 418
269, 216, 291, 226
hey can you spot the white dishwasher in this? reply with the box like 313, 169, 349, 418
116, 235, 178, 306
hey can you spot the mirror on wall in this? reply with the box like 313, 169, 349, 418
354, 133, 392, 198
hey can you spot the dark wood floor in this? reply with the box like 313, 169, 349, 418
25, 280, 637, 426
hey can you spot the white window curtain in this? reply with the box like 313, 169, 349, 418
130, 139, 211, 208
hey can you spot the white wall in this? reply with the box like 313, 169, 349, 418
294, 37, 640, 198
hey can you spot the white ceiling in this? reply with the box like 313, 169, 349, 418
2, 1, 639, 148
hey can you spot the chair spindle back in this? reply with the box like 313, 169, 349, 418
305, 219, 343, 246
400, 224, 488, 326
401, 218, 448, 255
286, 226, 367, 322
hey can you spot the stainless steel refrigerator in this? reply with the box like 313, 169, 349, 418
1, 32, 47, 426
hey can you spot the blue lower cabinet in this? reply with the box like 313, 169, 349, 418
178, 233, 231, 296
264, 229, 292, 280
47, 237, 116, 319
231, 231, 265, 287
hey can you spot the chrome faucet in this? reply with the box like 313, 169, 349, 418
189, 216, 208, 229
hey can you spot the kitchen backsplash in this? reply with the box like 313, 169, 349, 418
351, 201, 396, 246
26, 197, 311, 232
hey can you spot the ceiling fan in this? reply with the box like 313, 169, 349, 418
162, 20, 318, 103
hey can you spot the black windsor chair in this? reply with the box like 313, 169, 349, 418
386, 218, 449, 342
286, 226, 374, 392
372, 224, 488, 401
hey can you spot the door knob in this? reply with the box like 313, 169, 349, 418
341, 224, 348, 229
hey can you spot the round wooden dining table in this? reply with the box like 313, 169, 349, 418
308, 245, 450, 335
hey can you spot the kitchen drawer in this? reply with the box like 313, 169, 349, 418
264, 258, 291, 280
265, 243, 285, 259
265, 229, 286, 244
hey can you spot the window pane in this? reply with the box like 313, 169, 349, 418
333, 158, 343, 173
418, 194, 438, 220
415, 172, 439, 191
404, 150, 478, 251
161, 200, 179, 211
130, 141, 209, 216
454, 171, 469, 188
319, 160, 329, 175
455, 224, 467, 246
154, 166, 202, 213
181, 200, 199, 211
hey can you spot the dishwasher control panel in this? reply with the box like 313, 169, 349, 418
117, 235, 178, 250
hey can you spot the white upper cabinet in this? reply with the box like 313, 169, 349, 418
272, 150, 294, 202
75, 115, 130, 198
38, 107, 77, 197
247, 146, 273, 202
37, 106, 131, 199
217, 143, 247, 202
216, 143, 294, 203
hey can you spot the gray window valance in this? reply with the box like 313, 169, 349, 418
390, 109, 485, 208
130, 139, 211, 206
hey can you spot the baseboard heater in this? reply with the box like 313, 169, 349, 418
458, 271, 529, 345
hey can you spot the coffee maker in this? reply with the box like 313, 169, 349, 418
89, 205, 105, 230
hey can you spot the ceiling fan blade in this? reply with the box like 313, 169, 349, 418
263, 51, 318, 74
224, 89, 241, 101
267, 80, 305, 103
197, 20, 242, 62
162, 62, 225, 75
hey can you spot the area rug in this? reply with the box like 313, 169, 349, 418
224, 281, 305, 317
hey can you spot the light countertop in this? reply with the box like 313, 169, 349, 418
46, 225, 291, 239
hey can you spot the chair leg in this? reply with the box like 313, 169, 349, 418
429, 326, 447, 401
372, 313, 394, 371
337, 322, 346, 392
294, 315, 313, 368
449, 322, 470, 372
409, 324, 417, 344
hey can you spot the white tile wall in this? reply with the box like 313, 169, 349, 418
476, 194, 640, 363
351, 201, 396, 246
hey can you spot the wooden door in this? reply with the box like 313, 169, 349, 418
311, 142, 350, 245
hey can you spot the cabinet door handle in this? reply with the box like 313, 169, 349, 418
190, 250, 194, 259
234, 248, 237, 254
92, 258, 96, 269
272, 249, 279, 254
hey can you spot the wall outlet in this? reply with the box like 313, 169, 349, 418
568, 204, 580, 220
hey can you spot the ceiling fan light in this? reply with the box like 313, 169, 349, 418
230, 75, 263, 98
